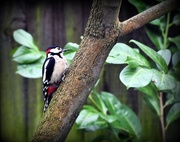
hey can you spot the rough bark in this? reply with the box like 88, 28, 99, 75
32, 0, 179, 141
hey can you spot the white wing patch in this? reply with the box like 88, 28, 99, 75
43, 59, 50, 82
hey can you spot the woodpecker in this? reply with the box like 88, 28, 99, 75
42, 46, 68, 112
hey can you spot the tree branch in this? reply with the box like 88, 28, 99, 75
119, 0, 179, 37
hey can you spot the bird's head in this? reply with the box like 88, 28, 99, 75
46, 46, 67, 57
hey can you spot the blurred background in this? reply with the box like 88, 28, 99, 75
0, 0, 179, 142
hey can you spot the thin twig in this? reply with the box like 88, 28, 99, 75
160, 92, 166, 142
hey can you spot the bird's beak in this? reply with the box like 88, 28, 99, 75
62, 49, 68, 52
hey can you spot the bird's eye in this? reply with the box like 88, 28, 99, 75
57, 46, 60, 50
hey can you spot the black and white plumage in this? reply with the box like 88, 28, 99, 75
42, 46, 68, 112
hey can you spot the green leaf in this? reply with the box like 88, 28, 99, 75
130, 40, 168, 73
173, 63, 180, 81
100, 92, 121, 115
166, 103, 180, 129
77, 91, 141, 138
149, 16, 165, 26
13, 46, 29, 57
173, 81, 180, 101
172, 51, 180, 67
145, 28, 163, 50
168, 36, 180, 50
12, 46, 42, 64
64, 42, 79, 51
152, 69, 176, 91
76, 108, 105, 131
125, 59, 140, 68
16, 58, 44, 78
123, 44, 150, 68
106, 56, 124, 64
165, 94, 176, 107
82, 105, 100, 113
40, 51, 46, 58
138, 82, 160, 116
64, 52, 76, 60
128, 0, 148, 12
173, 14, 180, 26
106, 43, 127, 64
76, 107, 99, 125
106, 43, 150, 67
111, 104, 142, 138
13, 29, 38, 50
165, 82, 180, 107
120, 66, 153, 88
76, 105, 109, 131
101, 92, 141, 138
99, 113, 117, 123
64, 52, 76, 65
64, 42, 79, 64
138, 82, 159, 98
157, 49, 171, 66
90, 92, 108, 114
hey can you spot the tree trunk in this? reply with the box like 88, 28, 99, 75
32, 0, 179, 141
